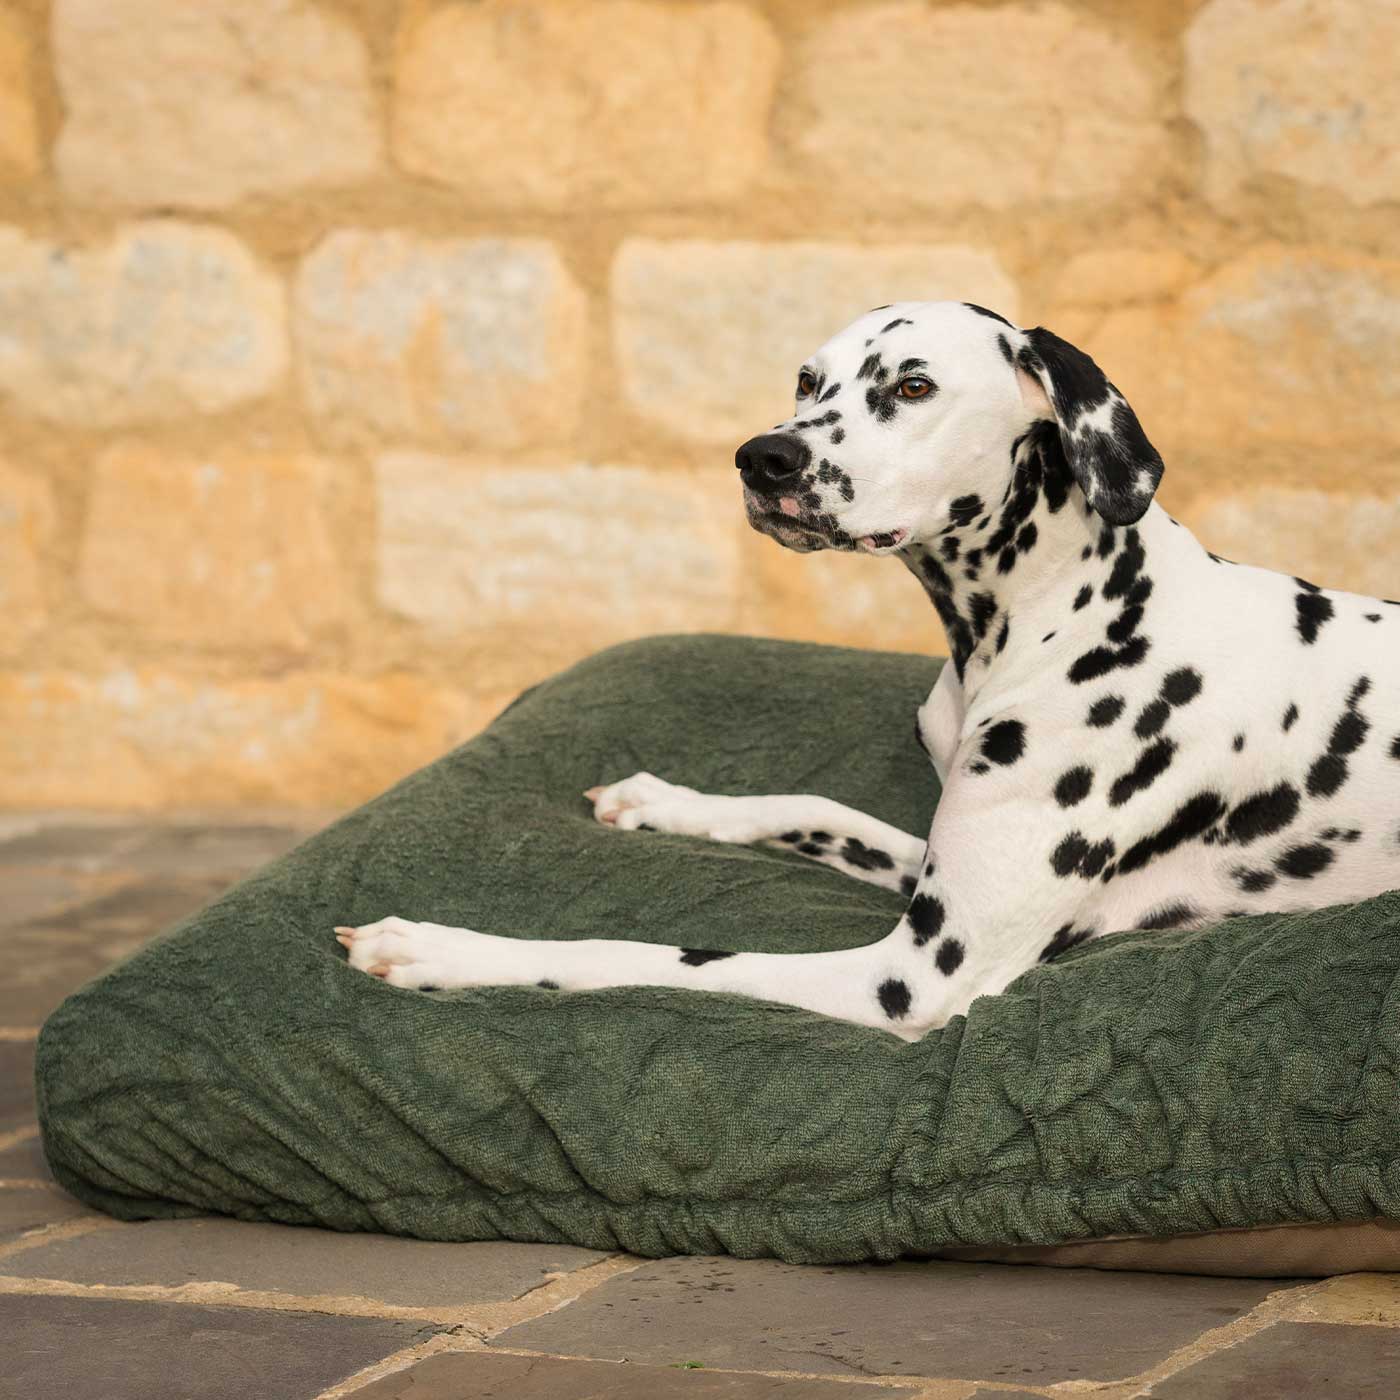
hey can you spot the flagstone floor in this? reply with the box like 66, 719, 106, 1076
3, 814, 1397, 1399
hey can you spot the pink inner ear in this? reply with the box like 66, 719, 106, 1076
1015, 365, 1054, 420
778, 496, 801, 516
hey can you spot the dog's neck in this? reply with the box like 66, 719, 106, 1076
897, 421, 1160, 702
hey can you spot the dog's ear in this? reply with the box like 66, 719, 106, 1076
1014, 327, 1163, 526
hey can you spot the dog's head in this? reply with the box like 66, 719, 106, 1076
736, 301, 1163, 555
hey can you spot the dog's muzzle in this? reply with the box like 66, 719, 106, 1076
735, 433, 810, 493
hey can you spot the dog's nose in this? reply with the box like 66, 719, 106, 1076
735, 434, 810, 491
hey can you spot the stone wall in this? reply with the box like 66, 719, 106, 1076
2, 0, 1397, 809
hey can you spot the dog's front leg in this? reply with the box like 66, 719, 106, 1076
586, 773, 926, 893
337, 916, 960, 1039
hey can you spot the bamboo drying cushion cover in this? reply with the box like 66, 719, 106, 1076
35, 635, 1400, 1266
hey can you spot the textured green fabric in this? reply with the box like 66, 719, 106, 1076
36, 635, 1400, 1263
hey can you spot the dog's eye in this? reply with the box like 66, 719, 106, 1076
797, 371, 817, 398
898, 376, 935, 400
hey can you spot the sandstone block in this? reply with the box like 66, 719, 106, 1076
296, 232, 585, 449
1053, 247, 1400, 468
1176, 247, 1400, 449
1049, 249, 1201, 308
393, 0, 777, 209
0, 9, 39, 178
612, 240, 1018, 443
0, 459, 53, 658
1186, 0, 1400, 207
781, 2, 1166, 209
53, 0, 381, 208
78, 445, 346, 652
1191, 488, 1400, 598
0, 222, 286, 426
0, 671, 485, 809
374, 453, 741, 635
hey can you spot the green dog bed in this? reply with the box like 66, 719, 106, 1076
35, 635, 1400, 1266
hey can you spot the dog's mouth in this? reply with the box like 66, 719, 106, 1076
743, 492, 908, 555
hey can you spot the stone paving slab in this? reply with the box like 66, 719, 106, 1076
119, 822, 326, 877
0, 1129, 48, 1180
0, 869, 97, 929
3, 882, 230, 1025
494, 1255, 1290, 1386
1153, 1319, 1400, 1397
0, 1041, 35, 1132
0, 822, 148, 869
0, 1292, 440, 1400
0, 1182, 95, 1241
354, 1351, 870, 1398
0, 819, 323, 874
5, 1216, 609, 1308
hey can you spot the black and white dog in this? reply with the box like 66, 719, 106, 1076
339, 300, 1399, 1040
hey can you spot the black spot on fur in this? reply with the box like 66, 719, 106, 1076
1054, 766, 1094, 807
900, 874, 917, 898
841, 837, 894, 871
1161, 668, 1203, 706
1276, 843, 1334, 879
949, 494, 983, 526
881, 318, 913, 333
877, 977, 912, 1019
1305, 681, 1372, 798
935, 939, 965, 975
1117, 792, 1227, 876
969, 591, 998, 640
1039, 924, 1094, 961
1295, 589, 1334, 645
1109, 738, 1175, 807
1134, 699, 1171, 739
1051, 832, 1116, 879
1102, 529, 1146, 601
1137, 902, 1199, 930
1306, 756, 1347, 799
537, 979, 560, 990
1234, 867, 1277, 893
1087, 695, 1125, 727
679, 948, 736, 966
1232, 733, 1245, 752
1073, 584, 1092, 611
907, 893, 946, 946
980, 719, 1026, 765
1226, 783, 1300, 844
1331, 705, 1370, 756
1068, 634, 1150, 684
964, 302, 1013, 327
778, 830, 801, 844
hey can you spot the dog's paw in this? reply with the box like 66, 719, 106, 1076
584, 773, 768, 843
335, 917, 518, 989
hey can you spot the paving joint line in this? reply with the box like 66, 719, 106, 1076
0, 1215, 117, 1263
0, 1247, 645, 1330
0, 1125, 41, 1154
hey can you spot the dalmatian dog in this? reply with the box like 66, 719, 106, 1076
338, 300, 1400, 1041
